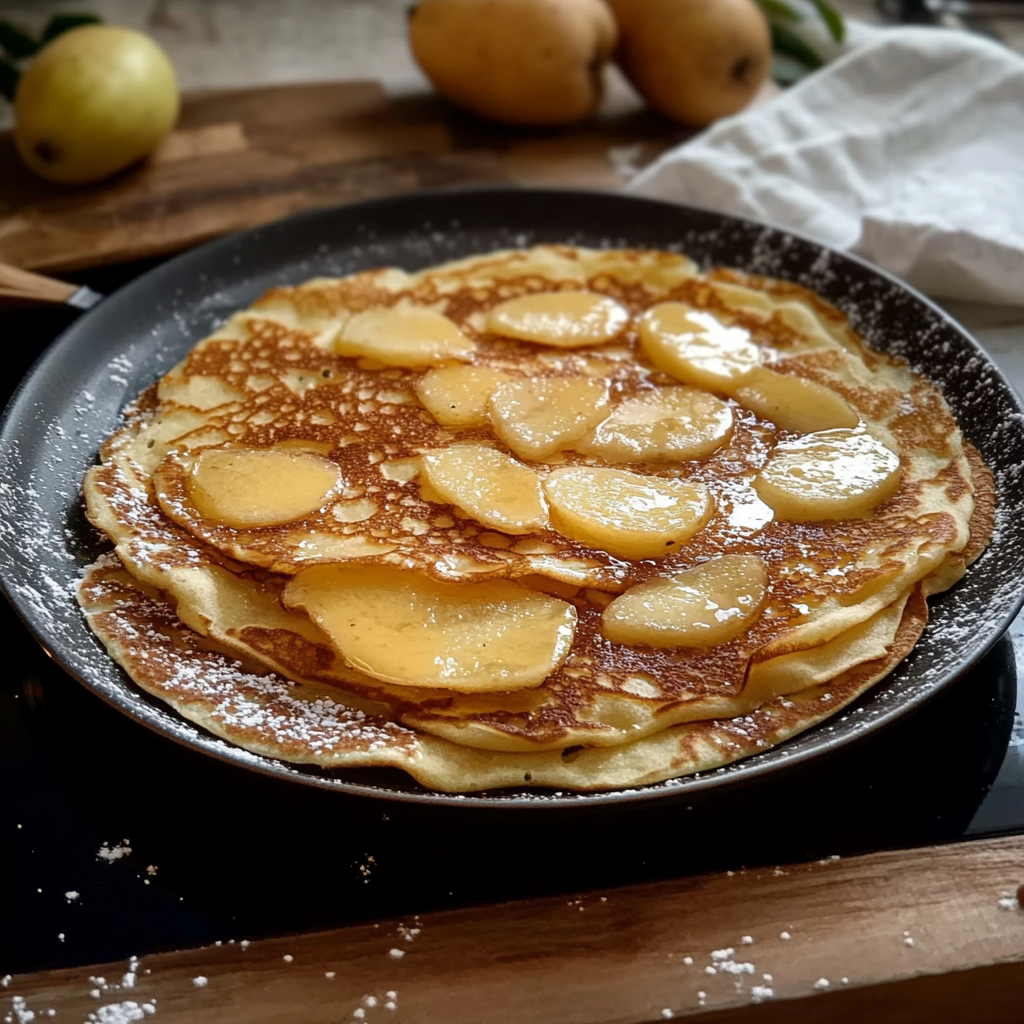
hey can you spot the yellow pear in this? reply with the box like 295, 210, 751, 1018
409, 0, 617, 126
15, 25, 179, 184
607, 0, 771, 127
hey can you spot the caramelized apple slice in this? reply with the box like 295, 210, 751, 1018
710, 282, 776, 317
639, 303, 760, 391
602, 554, 768, 648
284, 564, 577, 692
754, 427, 901, 522
486, 291, 629, 347
489, 377, 610, 459
733, 366, 858, 433
335, 307, 475, 366
416, 365, 511, 426
187, 448, 341, 528
543, 466, 712, 559
421, 444, 549, 534
575, 386, 732, 463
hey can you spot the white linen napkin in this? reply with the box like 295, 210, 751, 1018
628, 26, 1024, 305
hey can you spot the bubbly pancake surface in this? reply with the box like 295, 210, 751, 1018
78, 246, 992, 790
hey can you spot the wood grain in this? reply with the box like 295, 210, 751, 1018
0, 80, 682, 275
5, 835, 1023, 1023
0, 261, 76, 305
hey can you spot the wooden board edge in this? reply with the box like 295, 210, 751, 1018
4, 834, 1023, 1023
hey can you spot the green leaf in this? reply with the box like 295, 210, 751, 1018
770, 22, 824, 70
42, 12, 102, 43
811, 0, 845, 43
0, 21, 39, 60
0, 57, 20, 102
771, 53, 812, 86
759, 0, 803, 23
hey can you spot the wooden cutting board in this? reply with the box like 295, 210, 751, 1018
0, 79, 681, 274
5, 834, 1024, 1023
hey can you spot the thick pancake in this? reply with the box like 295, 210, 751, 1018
79, 554, 932, 792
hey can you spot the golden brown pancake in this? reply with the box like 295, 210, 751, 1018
77, 246, 993, 790
78, 556, 933, 791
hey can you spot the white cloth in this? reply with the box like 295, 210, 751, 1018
628, 27, 1024, 305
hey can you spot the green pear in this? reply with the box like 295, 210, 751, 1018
15, 25, 179, 184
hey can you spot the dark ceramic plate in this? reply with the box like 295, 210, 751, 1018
2, 189, 1023, 808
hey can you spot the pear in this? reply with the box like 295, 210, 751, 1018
15, 25, 179, 185
409, 0, 617, 126
607, 0, 771, 127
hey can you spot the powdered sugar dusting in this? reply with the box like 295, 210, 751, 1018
97, 841, 132, 863
86, 1002, 155, 1023
81, 557, 418, 763
8, 996, 36, 1024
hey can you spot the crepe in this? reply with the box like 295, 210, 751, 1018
77, 246, 994, 791
78, 555, 934, 792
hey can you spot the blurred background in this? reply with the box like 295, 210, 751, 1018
3, 0, 1021, 134
0, 0, 428, 124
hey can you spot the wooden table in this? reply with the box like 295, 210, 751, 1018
0, 79, 682, 274
5, 836, 1023, 1022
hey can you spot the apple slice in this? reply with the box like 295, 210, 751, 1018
754, 427, 901, 522
284, 564, 577, 692
639, 303, 760, 391
543, 466, 712, 559
710, 282, 776, 317
335, 306, 475, 366
486, 291, 630, 347
488, 376, 611, 459
416, 365, 511, 426
575, 386, 732, 463
421, 444, 549, 533
186, 447, 341, 528
733, 366, 858, 433
602, 554, 768, 648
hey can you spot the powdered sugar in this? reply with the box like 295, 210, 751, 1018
86, 1002, 155, 1024
97, 841, 132, 863
717, 960, 755, 976
8, 996, 36, 1023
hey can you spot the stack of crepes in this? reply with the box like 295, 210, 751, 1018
77, 246, 993, 792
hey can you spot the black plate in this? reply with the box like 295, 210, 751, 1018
2, 188, 1023, 809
